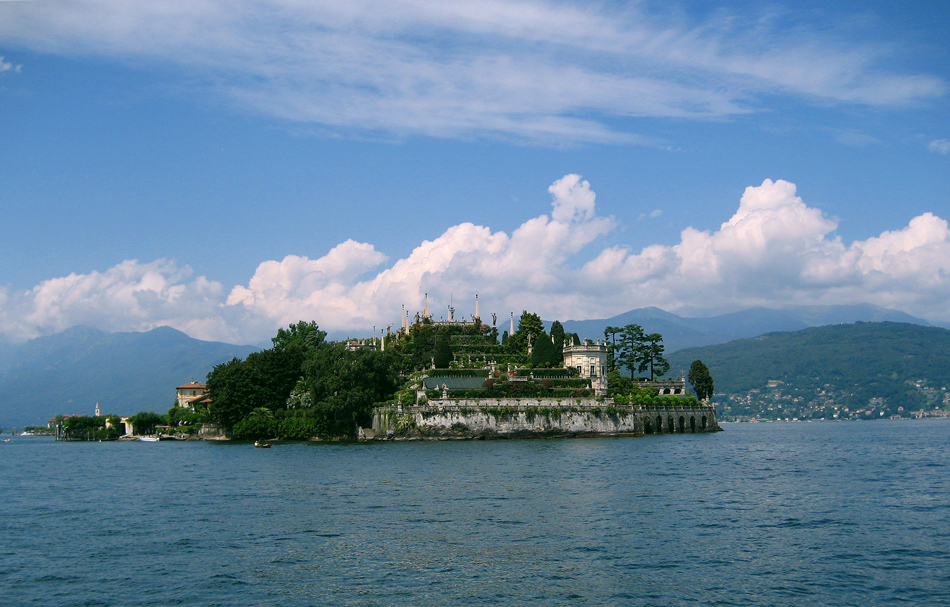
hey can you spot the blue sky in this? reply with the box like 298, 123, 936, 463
1, 0, 948, 345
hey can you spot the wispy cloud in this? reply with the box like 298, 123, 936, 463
929, 139, 950, 154
2, 175, 949, 344
0, 0, 943, 143
0, 55, 22, 73
836, 131, 881, 148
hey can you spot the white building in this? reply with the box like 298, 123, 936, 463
562, 341, 608, 394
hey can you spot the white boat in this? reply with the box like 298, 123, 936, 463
138, 436, 160, 442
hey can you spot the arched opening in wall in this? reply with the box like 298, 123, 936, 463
678, 416, 685, 433
656, 416, 663, 433
643, 418, 653, 434
689, 416, 696, 433
674, 388, 681, 394
667, 416, 675, 433
701, 415, 708, 430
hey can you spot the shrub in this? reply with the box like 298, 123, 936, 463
232, 418, 333, 440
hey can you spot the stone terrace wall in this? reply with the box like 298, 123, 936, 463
370, 398, 720, 440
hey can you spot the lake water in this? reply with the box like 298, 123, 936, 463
2, 420, 949, 606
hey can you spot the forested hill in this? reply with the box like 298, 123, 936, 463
668, 322, 950, 421
550, 304, 933, 353
0, 326, 257, 428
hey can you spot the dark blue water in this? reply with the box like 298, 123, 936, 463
2, 420, 949, 606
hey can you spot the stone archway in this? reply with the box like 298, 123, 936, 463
644, 418, 654, 434
678, 416, 685, 433
690, 416, 696, 433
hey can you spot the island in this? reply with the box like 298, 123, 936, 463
51, 297, 719, 441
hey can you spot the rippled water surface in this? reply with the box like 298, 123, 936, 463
2, 420, 949, 606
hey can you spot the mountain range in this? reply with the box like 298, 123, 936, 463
0, 326, 257, 428
1, 303, 943, 429
549, 304, 937, 353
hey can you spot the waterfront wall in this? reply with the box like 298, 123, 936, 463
370, 397, 720, 440
198, 423, 228, 439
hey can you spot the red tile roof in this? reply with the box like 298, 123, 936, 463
176, 381, 207, 390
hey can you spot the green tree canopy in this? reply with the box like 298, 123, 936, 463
549, 320, 565, 364
206, 322, 329, 431
688, 359, 715, 401
509, 311, 545, 353
606, 370, 633, 396
206, 357, 263, 431
271, 320, 327, 353
249, 407, 274, 420
302, 344, 400, 435
616, 324, 645, 378
640, 333, 670, 380
128, 411, 166, 435
530, 332, 560, 367
433, 336, 454, 368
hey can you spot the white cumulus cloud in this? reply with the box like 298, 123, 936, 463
2, 176, 949, 344
227, 174, 615, 336
0, 259, 233, 343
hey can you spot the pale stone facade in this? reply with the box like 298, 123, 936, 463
176, 381, 207, 409
562, 342, 609, 393
371, 398, 721, 439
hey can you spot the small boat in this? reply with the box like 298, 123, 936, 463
138, 436, 160, 442
254, 440, 272, 448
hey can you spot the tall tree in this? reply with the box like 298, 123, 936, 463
617, 324, 645, 378
508, 310, 544, 354
530, 332, 559, 367
688, 360, 715, 402
639, 333, 670, 380
604, 325, 622, 372
549, 320, 566, 364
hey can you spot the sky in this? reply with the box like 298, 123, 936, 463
1, 0, 948, 346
